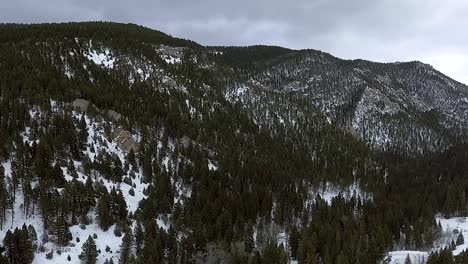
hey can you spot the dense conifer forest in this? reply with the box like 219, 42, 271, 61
0, 22, 468, 264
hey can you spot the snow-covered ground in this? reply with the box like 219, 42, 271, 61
33, 221, 122, 264
0, 106, 151, 264
67, 111, 148, 214
383, 251, 428, 264
436, 216, 468, 254
383, 216, 468, 264
0, 178, 45, 248
162, 55, 181, 64
86, 46, 115, 69
306, 182, 372, 206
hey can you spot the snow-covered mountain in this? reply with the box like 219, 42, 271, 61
216, 47, 468, 153
1, 22, 468, 264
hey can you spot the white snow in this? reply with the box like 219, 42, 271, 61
33, 221, 122, 264
307, 182, 372, 206
436, 216, 468, 255
162, 56, 181, 64
67, 112, 148, 214
0, 187, 45, 247
86, 48, 115, 69
1, 159, 11, 178
382, 251, 428, 264
0, 101, 190, 264
208, 160, 218, 171
225, 86, 249, 102
382, 216, 468, 264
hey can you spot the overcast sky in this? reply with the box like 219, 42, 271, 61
2, 0, 468, 84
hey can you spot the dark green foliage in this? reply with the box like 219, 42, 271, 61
405, 254, 412, 264
119, 230, 133, 264
0, 21, 467, 264
97, 193, 112, 231
3, 227, 34, 264
80, 236, 98, 264
457, 232, 465, 246
262, 242, 287, 264
53, 216, 72, 246
0, 254, 9, 264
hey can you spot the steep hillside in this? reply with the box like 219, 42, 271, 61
0, 22, 468, 264
213, 47, 468, 153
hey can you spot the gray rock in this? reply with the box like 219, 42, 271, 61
113, 127, 138, 152
72, 99, 90, 112
107, 110, 122, 122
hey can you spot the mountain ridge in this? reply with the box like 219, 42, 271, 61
1, 21, 468, 264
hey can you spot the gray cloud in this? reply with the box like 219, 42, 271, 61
2, 0, 468, 84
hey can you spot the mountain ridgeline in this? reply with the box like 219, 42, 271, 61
0, 22, 467, 264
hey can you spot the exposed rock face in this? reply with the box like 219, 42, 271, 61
107, 110, 122, 122
180, 136, 215, 158
158, 45, 185, 59
162, 76, 177, 88
113, 127, 138, 152
72, 98, 136, 152
180, 136, 191, 148
72, 99, 90, 112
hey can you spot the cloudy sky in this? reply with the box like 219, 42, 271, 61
2, 0, 468, 84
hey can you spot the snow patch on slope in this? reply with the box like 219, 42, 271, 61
382, 251, 428, 264
86, 48, 115, 69
436, 216, 468, 255
33, 221, 122, 264
306, 182, 371, 206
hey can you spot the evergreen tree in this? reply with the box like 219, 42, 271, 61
244, 225, 254, 254
404, 254, 412, 264
97, 193, 113, 230
289, 226, 300, 260
134, 221, 144, 255
54, 216, 72, 246
457, 232, 464, 246
3, 227, 34, 264
80, 236, 98, 264
119, 230, 134, 264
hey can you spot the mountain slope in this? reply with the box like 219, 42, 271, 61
0, 22, 468, 264
213, 47, 468, 153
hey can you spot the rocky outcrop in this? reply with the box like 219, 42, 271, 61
113, 127, 138, 152
180, 136, 215, 158
161, 76, 177, 88
107, 110, 122, 122
72, 98, 137, 153
72, 99, 90, 112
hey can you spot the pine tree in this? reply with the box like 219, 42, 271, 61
457, 232, 464, 246
3, 227, 34, 264
0, 164, 8, 230
20, 224, 34, 263
3, 230, 15, 264
0, 254, 9, 264
244, 225, 254, 253
54, 215, 72, 246
81, 235, 98, 264
289, 226, 300, 260
405, 254, 412, 264
97, 193, 113, 230
142, 154, 153, 183
119, 230, 134, 264
127, 149, 136, 168
451, 239, 457, 250
135, 221, 144, 255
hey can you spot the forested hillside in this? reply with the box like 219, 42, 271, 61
0, 22, 467, 264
